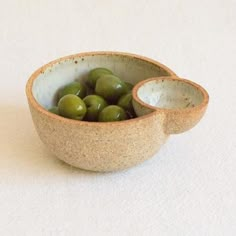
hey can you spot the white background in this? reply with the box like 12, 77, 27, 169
0, 0, 236, 235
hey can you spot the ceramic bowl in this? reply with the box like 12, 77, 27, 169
26, 51, 177, 172
132, 76, 209, 134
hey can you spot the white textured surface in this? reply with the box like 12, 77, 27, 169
0, 0, 235, 235
32, 54, 170, 108
137, 79, 204, 109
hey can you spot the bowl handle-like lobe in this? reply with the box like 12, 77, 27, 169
163, 103, 208, 134
132, 76, 209, 135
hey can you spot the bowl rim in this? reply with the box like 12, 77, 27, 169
132, 76, 209, 113
26, 51, 177, 126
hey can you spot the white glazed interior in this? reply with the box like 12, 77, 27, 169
137, 79, 204, 109
32, 54, 171, 109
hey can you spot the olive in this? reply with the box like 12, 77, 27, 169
58, 82, 87, 100
117, 93, 136, 119
125, 82, 134, 91
98, 105, 127, 122
58, 94, 87, 120
83, 95, 108, 121
87, 68, 113, 88
48, 106, 59, 115
117, 93, 133, 113
95, 74, 128, 102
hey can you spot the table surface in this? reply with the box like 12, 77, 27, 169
1, 1, 235, 235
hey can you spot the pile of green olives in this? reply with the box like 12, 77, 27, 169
48, 68, 136, 122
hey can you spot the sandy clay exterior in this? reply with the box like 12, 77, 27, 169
26, 52, 208, 171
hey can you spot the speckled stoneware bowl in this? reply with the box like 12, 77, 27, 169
26, 51, 180, 172
132, 76, 209, 134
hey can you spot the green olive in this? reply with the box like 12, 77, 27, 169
83, 95, 108, 121
87, 68, 113, 88
117, 93, 133, 112
117, 93, 136, 119
58, 94, 87, 120
98, 105, 127, 122
59, 82, 87, 100
125, 82, 134, 91
48, 106, 59, 115
95, 74, 128, 102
